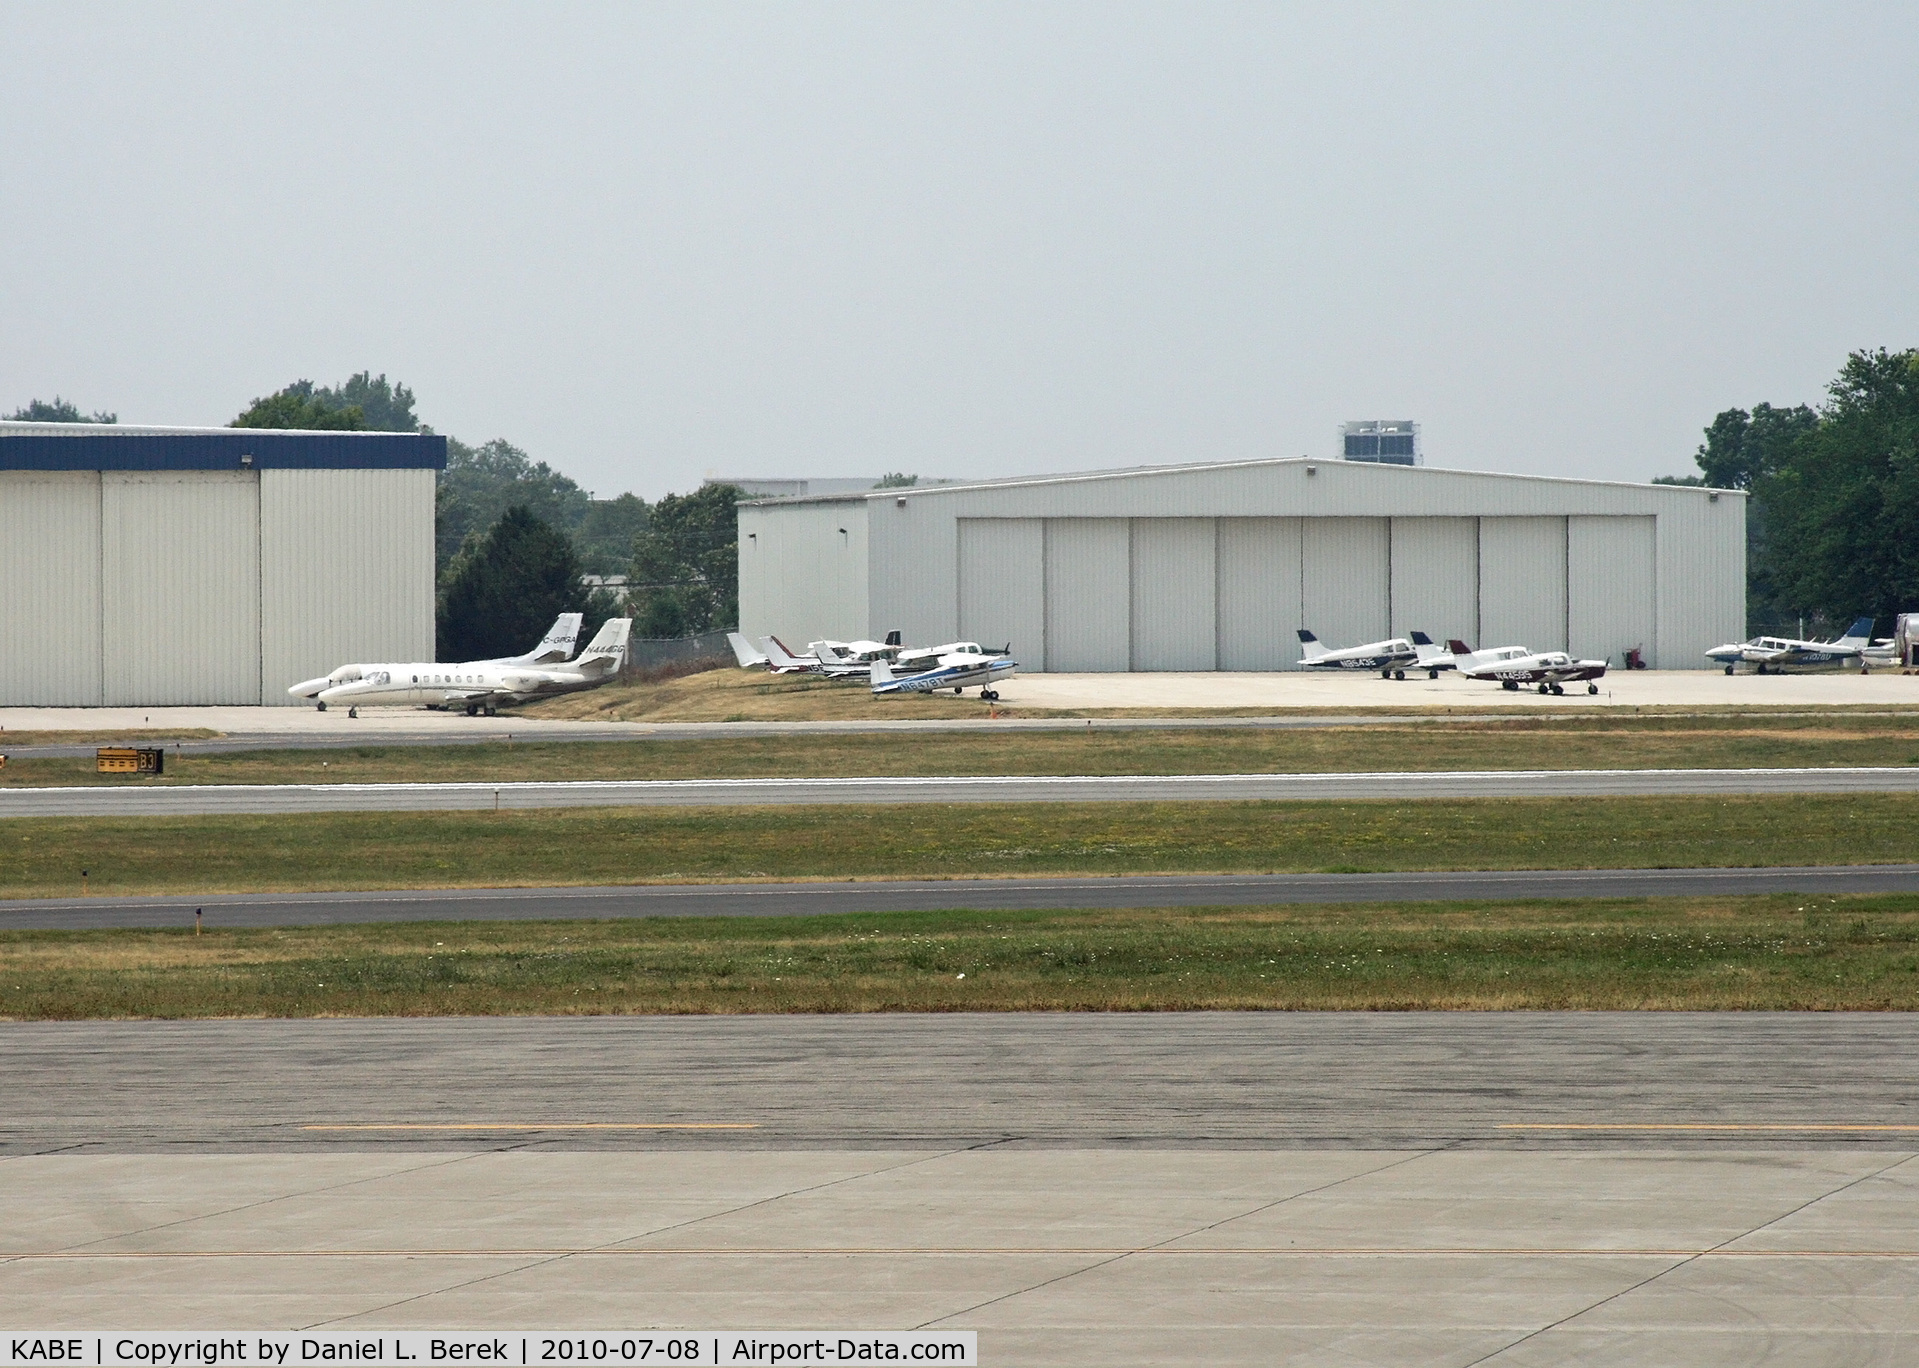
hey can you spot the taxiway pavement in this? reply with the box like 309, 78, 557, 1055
8, 765, 1919, 816
4, 864, 1915, 930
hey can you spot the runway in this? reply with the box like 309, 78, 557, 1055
10, 1015, 1919, 1356
8, 1012, 1919, 1152
8, 765, 1919, 815
4, 864, 1916, 930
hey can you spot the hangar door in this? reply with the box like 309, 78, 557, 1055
1045, 519, 1130, 671
0, 472, 103, 705
1479, 517, 1567, 652
957, 519, 1046, 671
1301, 517, 1389, 652
1218, 517, 1303, 670
1391, 518, 1478, 648
102, 471, 262, 705
1569, 516, 1654, 667
1131, 519, 1216, 670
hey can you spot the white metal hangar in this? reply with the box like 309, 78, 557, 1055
737, 458, 1746, 671
0, 422, 444, 705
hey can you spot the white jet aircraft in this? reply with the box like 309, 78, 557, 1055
290, 613, 584, 708
1462, 648, 1609, 694
1706, 618, 1877, 674
305, 619, 633, 716
1296, 629, 1420, 679
870, 646, 1016, 699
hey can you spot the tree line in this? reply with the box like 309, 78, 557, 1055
1659, 347, 1919, 635
11, 375, 740, 659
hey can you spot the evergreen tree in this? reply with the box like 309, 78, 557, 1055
8, 397, 116, 423
436, 506, 587, 661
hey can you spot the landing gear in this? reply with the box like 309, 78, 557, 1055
1502, 680, 1519, 691
1393, 669, 1406, 681
347, 706, 358, 718
1428, 669, 1440, 680
483, 705, 498, 717
954, 686, 964, 695
981, 689, 1000, 701
316, 701, 326, 712
1725, 664, 1735, 675
1587, 683, 1600, 695
1550, 683, 1565, 695
1537, 682, 1551, 695
465, 703, 479, 717
1380, 668, 1392, 679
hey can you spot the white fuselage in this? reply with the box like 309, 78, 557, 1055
1299, 639, 1418, 672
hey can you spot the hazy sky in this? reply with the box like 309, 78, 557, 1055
4, 2, 1914, 499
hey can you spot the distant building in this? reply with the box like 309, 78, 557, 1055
1341, 420, 1421, 466
705, 477, 959, 498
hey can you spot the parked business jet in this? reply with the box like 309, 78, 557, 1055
1296, 629, 1420, 678
305, 619, 633, 716
1706, 618, 1876, 674
870, 646, 1016, 699
289, 613, 584, 706
1462, 648, 1609, 694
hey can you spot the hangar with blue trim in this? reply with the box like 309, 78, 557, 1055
0, 421, 445, 705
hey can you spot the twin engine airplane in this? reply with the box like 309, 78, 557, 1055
289, 616, 632, 716
1705, 618, 1878, 674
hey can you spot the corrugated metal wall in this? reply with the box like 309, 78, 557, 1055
738, 499, 868, 651
1390, 517, 1479, 649
0, 472, 102, 704
101, 472, 261, 705
1131, 518, 1216, 670
1569, 515, 1655, 666
957, 519, 1045, 669
0, 467, 433, 706
744, 459, 1743, 671
1302, 517, 1390, 644
1044, 519, 1130, 670
260, 469, 435, 697
1480, 516, 1569, 651
1217, 518, 1303, 670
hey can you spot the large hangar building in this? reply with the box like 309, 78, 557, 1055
0, 422, 444, 706
738, 458, 1745, 671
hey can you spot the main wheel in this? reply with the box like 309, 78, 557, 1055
1394, 669, 1406, 681
1725, 664, 1734, 675
316, 701, 326, 712
1502, 680, 1519, 691
1550, 683, 1564, 695
1537, 682, 1550, 695
1380, 669, 1391, 679
954, 686, 964, 695
1429, 669, 1440, 680
1587, 683, 1599, 694
347, 707, 358, 718
465, 703, 478, 717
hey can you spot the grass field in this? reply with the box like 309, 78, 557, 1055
8, 712, 1919, 788
2, 794, 1915, 899
3, 894, 1915, 1017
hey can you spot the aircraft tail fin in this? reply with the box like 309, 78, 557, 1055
1838, 616, 1875, 647
870, 659, 895, 688
1296, 629, 1318, 644
1410, 632, 1444, 664
529, 612, 583, 663
576, 618, 631, 668
884, 629, 902, 647
1410, 630, 1433, 646
727, 632, 769, 668
814, 641, 850, 665
764, 635, 812, 670
1447, 639, 1473, 657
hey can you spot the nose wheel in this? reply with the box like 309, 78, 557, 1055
347, 707, 358, 718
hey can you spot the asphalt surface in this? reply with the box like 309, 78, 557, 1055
9, 765, 1919, 815
4, 865, 1916, 930
7, 1012, 1919, 1152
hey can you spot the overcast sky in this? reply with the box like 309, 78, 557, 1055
3, 2, 1913, 499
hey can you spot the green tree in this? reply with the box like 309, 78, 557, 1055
575, 493, 651, 575
436, 438, 595, 569
626, 484, 741, 637
1758, 348, 1919, 627
231, 372, 419, 432
875, 472, 919, 488
9, 397, 116, 423
232, 380, 368, 430
436, 506, 589, 661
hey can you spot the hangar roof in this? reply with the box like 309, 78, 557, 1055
735, 456, 1740, 505
0, 421, 446, 471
